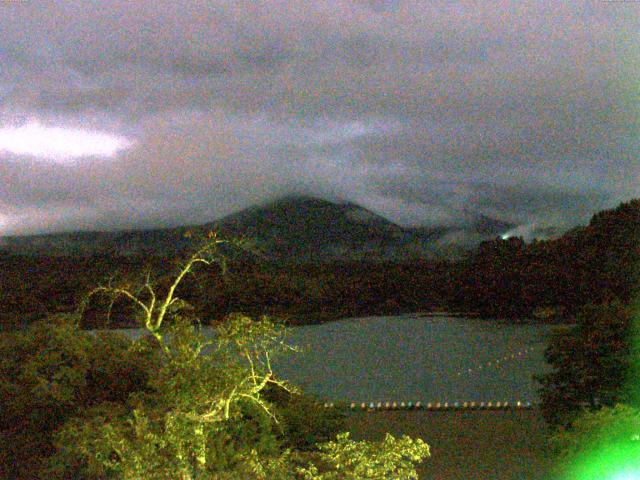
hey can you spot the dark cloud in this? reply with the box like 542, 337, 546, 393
0, 0, 638, 237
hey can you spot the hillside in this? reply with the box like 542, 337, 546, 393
0, 195, 513, 262
448, 198, 640, 318
211, 196, 447, 262
1, 197, 638, 329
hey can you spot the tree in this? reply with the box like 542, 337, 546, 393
48, 315, 297, 479
45, 233, 430, 479
0, 315, 157, 479
295, 433, 430, 480
537, 301, 633, 427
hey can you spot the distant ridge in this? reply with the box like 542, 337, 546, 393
215, 195, 462, 261
0, 195, 514, 261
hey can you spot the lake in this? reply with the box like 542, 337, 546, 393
271, 314, 555, 404
119, 314, 556, 405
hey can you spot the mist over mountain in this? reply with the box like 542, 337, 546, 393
0, 195, 516, 261
1, 197, 638, 330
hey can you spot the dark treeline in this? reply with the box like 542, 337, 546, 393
2, 199, 639, 330
454, 198, 640, 319
0, 253, 451, 329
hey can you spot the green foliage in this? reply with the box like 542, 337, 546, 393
0, 315, 156, 479
49, 315, 290, 479
2, 236, 430, 479
47, 316, 428, 479
296, 432, 429, 480
266, 387, 346, 452
537, 301, 633, 427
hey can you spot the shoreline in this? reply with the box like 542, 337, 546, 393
2, 308, 574, 332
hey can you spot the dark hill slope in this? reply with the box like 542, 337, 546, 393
448, 198, 640, 318
0, 195, 513, 262
0, 196, 446, 261
210, 196, 445, 262
549, 198, 640, 305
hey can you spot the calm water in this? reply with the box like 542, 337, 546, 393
271, 314, 554, 404
119, 314, 555, 404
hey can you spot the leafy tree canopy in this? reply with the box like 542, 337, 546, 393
1, 235, 430, 479
537, 301, 634, 427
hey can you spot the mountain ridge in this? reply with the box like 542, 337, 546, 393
0, 195, 514, 261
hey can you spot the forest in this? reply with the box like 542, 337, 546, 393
1, 199, 640, 478
2, 199, 639, 330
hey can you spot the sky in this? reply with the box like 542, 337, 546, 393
0, 0, 638, 238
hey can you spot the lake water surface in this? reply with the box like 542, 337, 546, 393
120, 314, 556, 404
271, 314, 555, 404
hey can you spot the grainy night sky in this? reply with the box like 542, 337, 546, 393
0, 1, 638, 237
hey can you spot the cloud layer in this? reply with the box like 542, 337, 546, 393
0, 1, 638, 236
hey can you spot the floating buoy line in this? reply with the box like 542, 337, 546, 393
454, 344, 544, 377
321, 400, 535, 411
318, 342, 542, 411
295, 324, 545, 412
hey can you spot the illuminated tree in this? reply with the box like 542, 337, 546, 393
48, 233, 430, 479
0, 315, 156, 479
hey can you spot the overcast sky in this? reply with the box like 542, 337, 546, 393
0, 0, 638, 237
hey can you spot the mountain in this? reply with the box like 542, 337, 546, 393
0, 195, 514, 261
0, 227, 193, 257
473, 214, 515, 237
210, 196, 449, 261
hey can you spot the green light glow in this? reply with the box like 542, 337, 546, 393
565, 441, 640, 480
547, 14, 639, 472
612, 472, 640, 480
